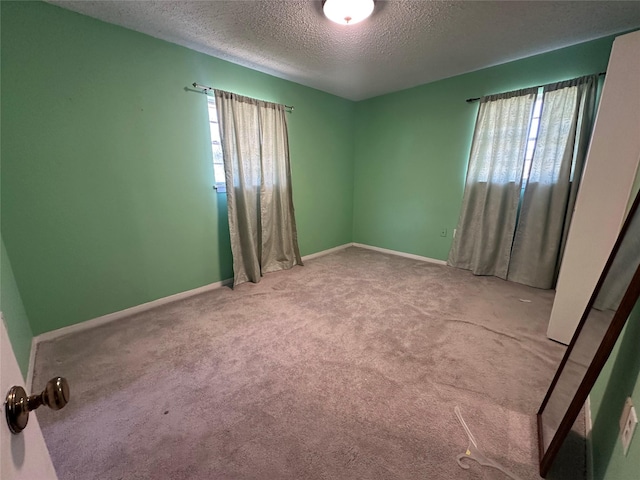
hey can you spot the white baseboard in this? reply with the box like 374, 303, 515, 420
32, 277, 233, 350
26, 336, 38, 390
586, 395, 594, 480
301, 243, 353, 261
27, 242, 444, 383
585, 395, 593, 435
26, 243, 356, 382
352, 243, 447, 265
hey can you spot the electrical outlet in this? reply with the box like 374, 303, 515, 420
440, 228, 447, 237
620, 397, 638, 456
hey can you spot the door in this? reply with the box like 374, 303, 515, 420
548, 30, 640, 344
1, 314, 58, 480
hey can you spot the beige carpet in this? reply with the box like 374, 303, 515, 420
33, 247, 584, 479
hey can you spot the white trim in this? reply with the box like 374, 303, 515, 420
26, 336, 38, 390
301, 243, 353, 262
586, 395, 594, 480
585, 395, 593, 435
28, 243, 355, 352
33, 278, 233, 345
26, 242, 443, 381
352, 243, 447, 265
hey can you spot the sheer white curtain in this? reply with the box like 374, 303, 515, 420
448, 89, 537, 278
508, 76, 598, 288
215, 90, 302, 286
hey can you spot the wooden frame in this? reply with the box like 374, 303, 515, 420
537, 189, 640, 477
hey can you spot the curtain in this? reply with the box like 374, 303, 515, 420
215, 90, 302, 286
508, 76, 598, 288
448, 88, 537, 278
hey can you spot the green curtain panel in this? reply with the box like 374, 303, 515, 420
508, 75, 598, 289
215, 90, 302, 286
449, 75, 598, 289
448, 88, 537, 278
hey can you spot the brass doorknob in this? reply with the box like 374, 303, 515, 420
5, 377, 70, 434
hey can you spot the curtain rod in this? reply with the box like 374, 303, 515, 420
464, 71, 606, 103
192, 83, 294, 111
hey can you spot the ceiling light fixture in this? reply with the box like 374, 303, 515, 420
323, 0, 374, 26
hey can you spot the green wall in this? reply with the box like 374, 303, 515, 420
1, 237, 34, 378
589, 303, 640, 480
1, 1, 637, 475
589, 177, 640, 480
352, 36, 615, 260
0, 1, 355, 334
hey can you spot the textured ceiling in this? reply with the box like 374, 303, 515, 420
47, 1, 640, 101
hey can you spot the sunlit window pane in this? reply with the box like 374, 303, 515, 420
522, 159, 532, 181
209, 123, 220, 143
526, 139, 536, 159
212, 146, 223, 164
533, 95, 543, 117
214, 164, 225, 184
206, 96, 225, 187
521, 89, 544, 185
530, 117, 540, 137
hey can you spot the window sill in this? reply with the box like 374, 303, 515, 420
214, 183, 226, 193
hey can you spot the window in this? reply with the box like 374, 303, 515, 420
522, 88, 543, 184
207, 96, 226, 192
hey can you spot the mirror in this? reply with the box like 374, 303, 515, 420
537, 189, 640, 476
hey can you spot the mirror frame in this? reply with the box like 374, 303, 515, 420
537, 189, 640, 477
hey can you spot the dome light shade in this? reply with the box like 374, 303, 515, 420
323, 0, 374, 25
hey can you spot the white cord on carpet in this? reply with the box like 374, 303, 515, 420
454, 406, 524, 480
